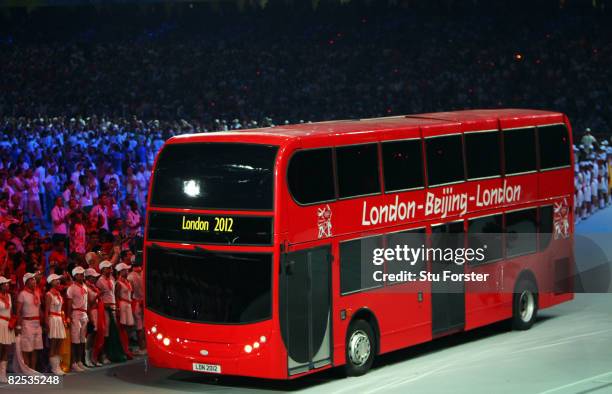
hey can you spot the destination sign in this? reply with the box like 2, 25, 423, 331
147, 212, 273, 245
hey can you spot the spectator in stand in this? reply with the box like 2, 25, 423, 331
44, 166, 60, 220
135, 165, 148, 208
0, 242, 17, 278
118, 250, 133, 267
0, 196, 8, 220
82, 180, 94, 207
126, 200, 143, 240
70, 213, 87, 255
71, 163, 84, 187
90, 195, 109, 232
34, 160, 46, 214
62, 181, 76, 206
8, 223, 24, 253
51, 197, 69, 246
48, 239, 68, 274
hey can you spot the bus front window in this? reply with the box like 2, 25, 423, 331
146, 247, 272, 324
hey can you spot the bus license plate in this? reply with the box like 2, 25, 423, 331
193, 363, 221, 374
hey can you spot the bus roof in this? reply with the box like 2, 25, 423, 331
169, 109, 566, 145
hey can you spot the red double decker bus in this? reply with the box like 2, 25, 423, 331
144, 109, 574, 379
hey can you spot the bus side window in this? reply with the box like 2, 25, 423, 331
467, 214, 503, 265
505, 208, 538, 257
504, 127, 536, 175
336, 144, 380, 198
538, 124, 571, 170
288, 148, 335, 204
539, 205, 553, 251
465, 131, 501, 180
340, 235, 383, 294
385, 229, 426, 281
425, 134, 464, 186
381, 140, 424, 192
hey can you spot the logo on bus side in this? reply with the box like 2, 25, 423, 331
553, 198, 570, 239
361, 180, 522, 226
317, 204, 333, 239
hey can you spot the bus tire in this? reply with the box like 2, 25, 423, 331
512, 279, 538, 330
344, 319, 375, 377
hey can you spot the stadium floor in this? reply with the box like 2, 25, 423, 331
6, 211, 612, 394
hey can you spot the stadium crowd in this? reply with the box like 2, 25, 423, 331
0, 1, 610, 382
0, 115, 154, 380
0, 5, 611, 133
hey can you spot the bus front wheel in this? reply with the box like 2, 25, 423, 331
512, 279, 538, 330
344, 319, 375, 376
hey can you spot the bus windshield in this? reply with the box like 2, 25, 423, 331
150, 143, 278, 210
146, 247, 272, 324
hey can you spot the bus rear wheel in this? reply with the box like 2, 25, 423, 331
344, 319, 375, 377
512, 279, 538, 330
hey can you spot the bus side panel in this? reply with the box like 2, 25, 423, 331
377, 288, 433, 354
464, 264, 511, 331
501, 236, 573, 310
332, 288, 433, 365
539, 168, 573, 201
537, 235, 575, 310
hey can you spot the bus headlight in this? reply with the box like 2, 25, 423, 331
183, 180, 201, 197
244, 344, 253, 353
259, 335, 266, 343
253, 342, 260, 349
156, 333, 163, 340
163, 338, 171, 346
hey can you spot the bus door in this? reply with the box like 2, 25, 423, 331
430, 221, 465, 335
280, 245, 332, 376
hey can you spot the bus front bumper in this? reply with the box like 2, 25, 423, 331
145, 313, 287, 379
